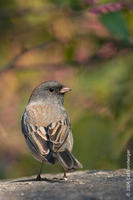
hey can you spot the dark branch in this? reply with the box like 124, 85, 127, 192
0, 41, 54, 74
1, 37, 133, 75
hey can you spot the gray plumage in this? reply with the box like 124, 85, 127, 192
21, 81, 82, 178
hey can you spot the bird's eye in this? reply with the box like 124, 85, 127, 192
49, 88, 54, 92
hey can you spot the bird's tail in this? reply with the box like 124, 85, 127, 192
56, 149, 83, 170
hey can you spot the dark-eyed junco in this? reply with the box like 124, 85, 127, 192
21, 81, 82, 180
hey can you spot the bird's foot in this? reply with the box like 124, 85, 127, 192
63, 176, 68, 181
35, 174, 42, 181
63, 170, 68, 180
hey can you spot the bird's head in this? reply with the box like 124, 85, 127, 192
29, 81, 71, 105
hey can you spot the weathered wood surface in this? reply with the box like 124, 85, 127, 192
0, 169, 132, 200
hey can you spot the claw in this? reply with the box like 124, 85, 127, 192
63, 176, 68, 181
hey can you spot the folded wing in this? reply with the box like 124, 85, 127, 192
21, 115, 70, 163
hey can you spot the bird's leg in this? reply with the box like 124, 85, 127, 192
63, 169, 68, 180
36, 161, 44, 181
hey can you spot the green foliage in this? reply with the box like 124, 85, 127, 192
73, 112, 114, 169
100, 12, 129, 41
54, 0, 83, 10
65, 45, 74, 63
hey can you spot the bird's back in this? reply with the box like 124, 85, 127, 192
25, 102, 68, 127
21, 102, 73, 164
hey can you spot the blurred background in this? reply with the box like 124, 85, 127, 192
0, 0, 133, 179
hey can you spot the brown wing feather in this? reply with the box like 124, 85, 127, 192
47, 119, 70, 152
23, 104, 70, 155
26, 124, 50, 156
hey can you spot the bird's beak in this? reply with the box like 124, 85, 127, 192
60, 87, 72, 94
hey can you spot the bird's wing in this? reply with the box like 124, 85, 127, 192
22, 114, 70, 157
47, 118, 70, 152
21, 115, 50, 157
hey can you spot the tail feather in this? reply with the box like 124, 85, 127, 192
56, 149, 83, 170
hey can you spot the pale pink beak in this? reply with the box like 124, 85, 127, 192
60, 87, 72, 94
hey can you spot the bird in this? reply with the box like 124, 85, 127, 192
21, 81, 82, 181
